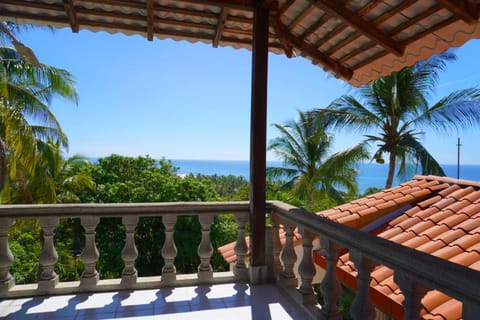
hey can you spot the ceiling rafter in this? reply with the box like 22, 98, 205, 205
213, 7, 229, 48
286, 4, 315, 31
310, 0, 404, 56
63, 0, 79, 32
178, 0, 255, 10
279, 0, 295, 16
436, 0, 479, 25
146, 0, 154, 41
270, 13, 294, 58
298, 13, 329, 42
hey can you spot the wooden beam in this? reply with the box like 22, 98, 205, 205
250, 2, 268, 272
269, 3, 293, 58
436, 0, 479, 24
146, 0, 154, 41
283, 28, 352, 80
178, 0, 255, 11
213, 7, 229, 48
63, 0, 79, 33
287, 4, 315, 31
310, 0, 404, 56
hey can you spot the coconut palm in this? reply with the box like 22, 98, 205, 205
0, 44, 78, 197
11, 139, 95, 204
268, 110, 369, 207
315, 52, 480, 188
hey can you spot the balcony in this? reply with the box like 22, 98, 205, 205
0, 201, 479, 319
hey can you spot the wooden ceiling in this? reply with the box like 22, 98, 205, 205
2, 0, 480, 86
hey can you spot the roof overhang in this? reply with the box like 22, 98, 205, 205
2, 0, 480, 86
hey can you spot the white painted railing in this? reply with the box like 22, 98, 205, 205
269, 201, 480, 320
0, 202, 250, 298
1, 200, 479, 320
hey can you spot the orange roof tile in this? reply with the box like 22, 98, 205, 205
314, 175, 480, 320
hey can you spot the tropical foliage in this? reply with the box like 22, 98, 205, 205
315, 52, 480, 188
268, 110, 369, 210
0, 35, 78, 199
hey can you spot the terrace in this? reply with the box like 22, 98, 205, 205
1, 1, 480, 319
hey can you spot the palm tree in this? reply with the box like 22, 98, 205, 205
268, 110, 369, 207
10, 140, 95, 204
315, 52, 480, 189
0, 43, 78, 196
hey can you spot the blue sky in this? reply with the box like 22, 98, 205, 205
19, 27, 480, 164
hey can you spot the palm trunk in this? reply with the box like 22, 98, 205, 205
385, 151, 396, 189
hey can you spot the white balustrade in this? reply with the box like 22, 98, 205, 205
0, 218, 14, 291
298, 228, 316, 305
38, 217, 59, 291
80, 216, 100, 288
161, 214, 177, 284
233, 212, 249, 280
279, 219, 297, 287
121, 215, 138, 286
350, 251, 377, 320
394, 272, 428, 320
197, 214, 214, 282
0, 200, 478, 320
320, 237, 342, 320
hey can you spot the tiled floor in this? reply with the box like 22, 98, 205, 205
0, 283, 306, 319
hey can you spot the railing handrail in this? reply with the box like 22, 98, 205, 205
270, 200, 480, 306
0, 201, 251, 218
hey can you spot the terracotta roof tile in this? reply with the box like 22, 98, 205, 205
438, 184, 462, 197
454, 218, 480, 233
310, 175, 480, 320
387, 214, 409, 226
438, 213, 469, 229
427, 299, 462, 320
450, 234, 480, 252
417, 195, 442, 209
463, 190, 480, 203
416, 240, 445, 254
337, 214, 362, 228
406, 220, 436, 235
394, 216, 423, 231
393, 194, 416, 206
431, 197, 456, 210
458, 203, 480, 217
421, 225, 452, 240
446, 186, 475, 201
432, 228, 466, 243
431, 245, 464, 260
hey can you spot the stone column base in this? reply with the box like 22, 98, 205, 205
38, 275, 59, 291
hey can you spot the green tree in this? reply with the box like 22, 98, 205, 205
268, 110, 369, 208
316, 52, 480, 188
0, 45, 78, 198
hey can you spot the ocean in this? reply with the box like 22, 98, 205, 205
172, 159, 480, 194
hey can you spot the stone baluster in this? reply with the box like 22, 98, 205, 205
298, 227, 317, 304
161, 214, 177, 284
0, 218, 15, 292
350, 251, 377, 320
279, 219, 297, 287
80, 216, 100, 288
320, 237, 342, 320
121, 215, 138, 286
394, 272, 428, 320
38, 217, 59, 291
271, 213, 283, 277
197, 214, 214, 283
233, 212, 249, 280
